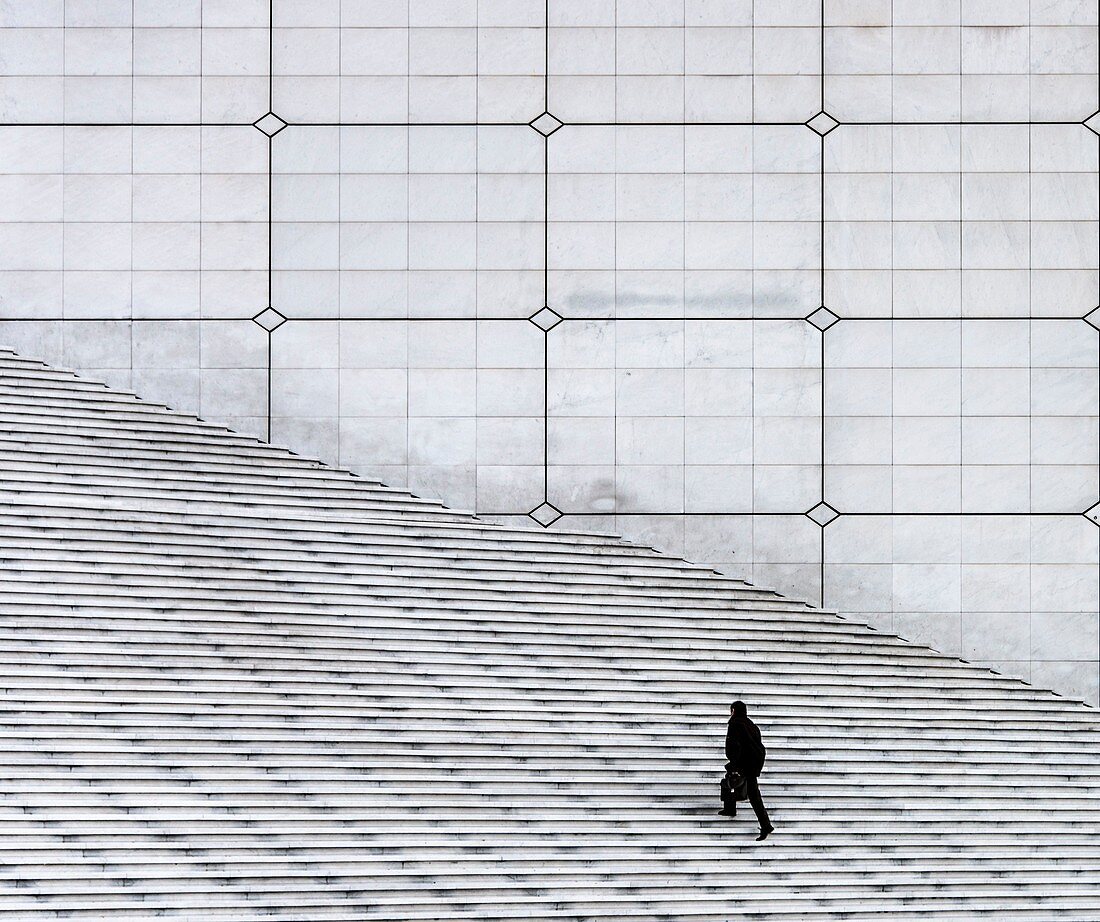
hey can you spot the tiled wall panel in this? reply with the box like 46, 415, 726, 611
1, 0, 1098, 703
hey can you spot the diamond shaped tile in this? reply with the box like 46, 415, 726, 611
806, 306, 840, 332
253, 112, 288, 137
806, 502, 840, 527
806, 111, 839, 137
1085, 306, 1100, 331
1085, 111, 1100, 136
529, 111, 564, 137
252, 307, 287, 332
1085, 502, 1100, 526
529, 502, 563, 528
529, 306, 564, 332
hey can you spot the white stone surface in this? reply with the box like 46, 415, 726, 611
0, 0, 1097, 704
3, 347, 1100, 919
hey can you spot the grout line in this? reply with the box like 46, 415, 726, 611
543, 331, 549, 501
0, 315, 1089, 324
959, 17, 964, 521
404, 5, 410, 495
263, 0, 274, 447
265, 329, 272, 442
958, 11, 963, 651
128, 0, 134, 377
1095, 51, 1100, 687
818, 0, 827, 611
543, 135, 549, 310
819, 0, 825, 112
819, 133, 825, 307
601, 511, 1082, 517
0, 122, 251, 128
0, 119, 1089, 129
267, 136, 273, 311
819, 526, 825, 610
268, 0, 274, 111
542, 0, 552, 511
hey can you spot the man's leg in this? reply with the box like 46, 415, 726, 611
746, 776, 772, 835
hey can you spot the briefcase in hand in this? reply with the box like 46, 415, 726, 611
721, 767, 749, 806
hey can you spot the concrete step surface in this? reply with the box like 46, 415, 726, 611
1, 347, 1099, 921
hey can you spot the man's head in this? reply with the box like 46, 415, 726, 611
731, 700, 747, 718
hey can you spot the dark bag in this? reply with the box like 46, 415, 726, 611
721, 766, 748, 806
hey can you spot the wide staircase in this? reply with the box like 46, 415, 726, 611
1, 345, 1099, 921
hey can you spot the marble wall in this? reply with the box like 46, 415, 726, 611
0, 0, 1098, 703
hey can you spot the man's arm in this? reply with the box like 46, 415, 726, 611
724, 720, 740, 763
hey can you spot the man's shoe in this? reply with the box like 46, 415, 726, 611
717, 808, 736, 817
756, 824, 774, 841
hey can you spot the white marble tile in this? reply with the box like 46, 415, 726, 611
961, 611, 1031, 662
60, 319, 130, 368
131, 320, 199, 369
1030, 659, 1099, 706
131, 367, 201, 415
202, 367, 267, 419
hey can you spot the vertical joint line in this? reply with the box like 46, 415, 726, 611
819, 133, 825, 306
268, 0, 275, 111
543, 135, 549, 308
819, 336, 826, 611
820, 332, 826, 500
267, 136, 273, 308
543, 331, 550, 500
818, 0, 827, 615
266, 329, 272, 442
819, 0, 825, 112
819, 527, 826, 610
542, 123, 550, 503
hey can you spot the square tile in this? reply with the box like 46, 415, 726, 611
548, 318, 820, 515
826, 125, 1098, 319
549, 125, 821, 319
273, 126, 543, 319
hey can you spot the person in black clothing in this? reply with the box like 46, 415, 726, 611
718, 700, 774, 840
